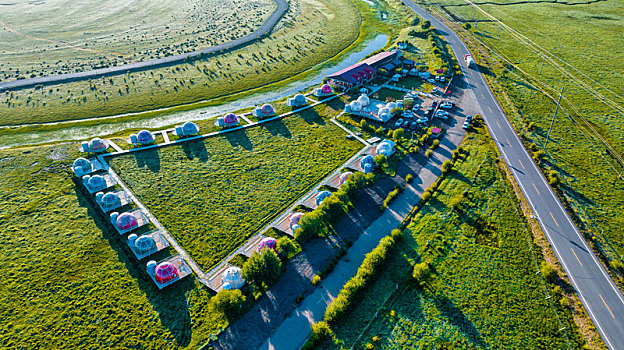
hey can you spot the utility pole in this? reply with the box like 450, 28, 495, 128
544, 86, 564, 150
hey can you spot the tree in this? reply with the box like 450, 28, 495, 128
210, 289, 246, 319
412, 262, 431, 285
242, 249, 282, 289
541, 261, 558, 283
374, 154, 388, 168
392, 128, 404, 140
276, 237, 297, 259
422, 20, 431, 29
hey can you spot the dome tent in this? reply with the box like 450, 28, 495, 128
316, 190, 332, 206
339, 171, 353, 185
357, 94, 370, 107
114, 212, 138, 230
222, 266, 245, 290
253, 103, 277, 118
377, 107, 391, 120
258, 237, 277, 251
84, 174, 107, 192
128, 130, 155, 145
376, 139, 395, 157
72, 157, 92, 177
215, 113, 240, 127
361, 155, 376, 174
97, 192, 121, 211
80, 138, 109, 153
175, 121, 200, 137
287, 94, 307, 107
345, 100, 362, 114
134, 235, 157, 255
154, 262, 178, 284
290, 212, 305, 232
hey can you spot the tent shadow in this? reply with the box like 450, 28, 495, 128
263, 119, 292, 139
134, 148, 161, 172
223, 129, 253, 151
180, 139, 210, 162
73, 180, 193, 347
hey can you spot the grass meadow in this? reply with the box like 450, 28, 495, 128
318, 127, 586, 349
418, 0, 624, 278
0, 0, 274, 79
1, 0, 363, 125
108, 102, 362, 270
0, 143, 244, 349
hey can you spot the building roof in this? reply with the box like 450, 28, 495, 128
361, 51, 398, 67
327, 62, 376, 85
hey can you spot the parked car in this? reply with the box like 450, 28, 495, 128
466, 115, 474, 122
435, 111, 449, 120
417, 117, 429, 124
432, 100, 439, 108
440, 76, 446, 82
463, 121, 471, 129
402, 120, 410, 128
427, 78, 436, 84
394, 118, 404, 128
440, 101, 454, 109
410, 121, 419, 130
413, 103, 421, 110
432, 87, 439, 94
402, 111, 413, 118
434, 76, 441, 81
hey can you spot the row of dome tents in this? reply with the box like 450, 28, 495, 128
73, 156, 190, 289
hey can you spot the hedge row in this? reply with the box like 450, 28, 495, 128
295, 171, 374, 242
323, 231, 401, 324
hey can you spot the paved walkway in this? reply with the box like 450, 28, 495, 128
259, 105, 466, 350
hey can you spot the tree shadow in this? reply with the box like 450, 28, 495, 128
263, 119, 292, 139
134, 148, 161, 172
433, 295, 487, 348
297, 107, 326, 126
73, 181, 193, 347
180, 139, 210, 162
476, 64, 496, 77
223, 129, 253, 151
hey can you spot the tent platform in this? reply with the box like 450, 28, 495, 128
96, 190, 132, 213
148, 255, 192, 290
128, 229, 170, 260
271, 213, 295, 237
84, 173, 117, 194
112, 209, 150, 235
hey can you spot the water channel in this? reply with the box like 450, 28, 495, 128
1, 34, 388, 149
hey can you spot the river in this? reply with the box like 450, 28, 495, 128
1, 34, 388, 149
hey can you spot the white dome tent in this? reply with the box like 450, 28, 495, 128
222, 266, 245, 290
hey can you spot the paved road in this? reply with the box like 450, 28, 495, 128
400, 1, 624, 348
0, 0, 288, 92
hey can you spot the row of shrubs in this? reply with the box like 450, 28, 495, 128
382, 185, 403, 210
303, 229, 403, 349
295, 171, 375, 242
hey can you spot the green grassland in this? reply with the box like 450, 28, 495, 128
0, 0, 363, 125
319, 127, 586, 349
419, 0, 624, 278
0, 143, 241, 349
0, 0, 274, 79
108, 102, 362, 270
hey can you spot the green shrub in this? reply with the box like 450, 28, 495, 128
463, 22, 472, 30
276, 237, 298, 259
548, 170, 560, 185
390, 229, 403, 241
412, 262, 431, 284
210, 289, 246, 319
242, 249, 282, 290
541, 261, 558, 283
430, 139, 440, 149
421, 190, 432, 201
392, 128, 404, 140
382, 186, 402, 210
425, 149, 433, 158
312, 274, 322, 285
374, 154, 388, 168
324, 236, 395, 324
421, 20, 431, 29
406, 173, 413, 183
441, 160, 453, 174
302, 321, 334, 350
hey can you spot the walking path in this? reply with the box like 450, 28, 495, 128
0, 0, 289, 92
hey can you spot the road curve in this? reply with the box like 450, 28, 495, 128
400, 1, 624, 348
0, 0, 288, 92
